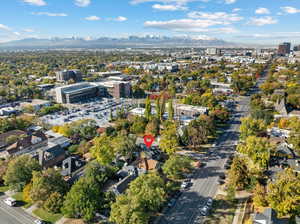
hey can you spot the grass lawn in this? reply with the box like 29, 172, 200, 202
33, 208, 63, 224
0, 185, 9, 193
204, 194, 238, 224
12, 192, 32, 208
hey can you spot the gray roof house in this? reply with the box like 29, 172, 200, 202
253, 208, 289, 224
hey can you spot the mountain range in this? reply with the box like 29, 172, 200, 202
0, 36, 240, 50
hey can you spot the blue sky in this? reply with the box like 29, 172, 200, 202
1, 0, 300, 44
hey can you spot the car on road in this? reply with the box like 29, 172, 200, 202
200, 206, 210, 216
181, 181, 190, 189
4, 197, 17, 206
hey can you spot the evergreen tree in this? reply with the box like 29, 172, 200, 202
168, 99, 174, 120
144, 97, 151, 120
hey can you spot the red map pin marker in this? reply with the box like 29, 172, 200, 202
144, 135, 155, 148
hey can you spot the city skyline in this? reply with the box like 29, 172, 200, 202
1, 0, 300, 44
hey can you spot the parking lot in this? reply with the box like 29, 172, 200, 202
40, 97, 136, 127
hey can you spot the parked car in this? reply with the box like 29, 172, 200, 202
167, 198, 176, 208
206, 198, 213, 207
34, 220, 47, 224
200, 206, 210, 216
219, 173, 226, 180
4, 197, 17, 207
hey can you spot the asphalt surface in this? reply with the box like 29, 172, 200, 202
158, 73, 268, 224
0, 195, 37, 224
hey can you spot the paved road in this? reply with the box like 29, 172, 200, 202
158, 72, 268, 224
0, 195, 37, 224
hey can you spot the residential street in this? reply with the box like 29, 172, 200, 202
158, 73, 267, 224
0, 195, 37, 224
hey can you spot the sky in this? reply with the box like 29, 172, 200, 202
1, 0, 300, 44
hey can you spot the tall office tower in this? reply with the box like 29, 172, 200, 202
278, 42, 291, 56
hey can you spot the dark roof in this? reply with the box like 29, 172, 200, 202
0, 130, 26, 149
7, 131, 47, 154
113, 174, 136, 195
276, 143, 295, 158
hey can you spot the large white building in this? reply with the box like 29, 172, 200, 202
55, 82, 105, 104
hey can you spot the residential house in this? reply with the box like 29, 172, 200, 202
38, 143, 66, 169
1, 131, 48, 158
137, 157, 160, 174
252, 208, 288, 224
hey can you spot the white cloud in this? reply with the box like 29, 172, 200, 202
224, 0, 236, 4
32, 12, 67, 16
85, 16, 100, 21
22, 28, 35, 33
114, 16, 128, 22
131, 0, 233, 5
232, 8, 241, 12
236, 32, 300, 40
13, 32, 21, 36
255, 7, 270, 15
152, 4, 188, 11
144, 19, 237, 33
22, 0, 46, 6
0, 24, 11, 31
188, 11, 243, 22
280, 6, 300, 14
249, 16, 277, 26
75, 0, 91, 7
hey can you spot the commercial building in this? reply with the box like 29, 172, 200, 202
206, 48, 221, 55
56, 70, 82, 82
278, 42, 291, 56
98, 80, 131, 99
175, 104, 208, 117
55, 81, 131, 103
98, 71, 122, 78
21, 99, 51, 111
55, 82, 106, 104
293, 45, 300, 52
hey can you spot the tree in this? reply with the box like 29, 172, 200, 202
110, 173, 166, 224
186, 115, 214, 147
112, 134, 137, 161
288, 121, 300, 155
44, 192, 64, 213
145, 117, 160, 136
237, 136, 271, 169
253, 184, 268, 208
267, 169, 300, 217
30, 168, 68, 205
90, 135, 115, 165
168, 99, 174, 120
239, 117, 267, 140
159, 123, 179, 154
23, 183, 32, 204
4, 155, 41, 191
62, 162, 112, 221
0, 159, 9, 185
130, 116, 147, 135
162, 155, 192, 179
62, 176, 103, 221
155, 97, 161, 120
227, 157, 250, 190
144, 97, 151, 120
